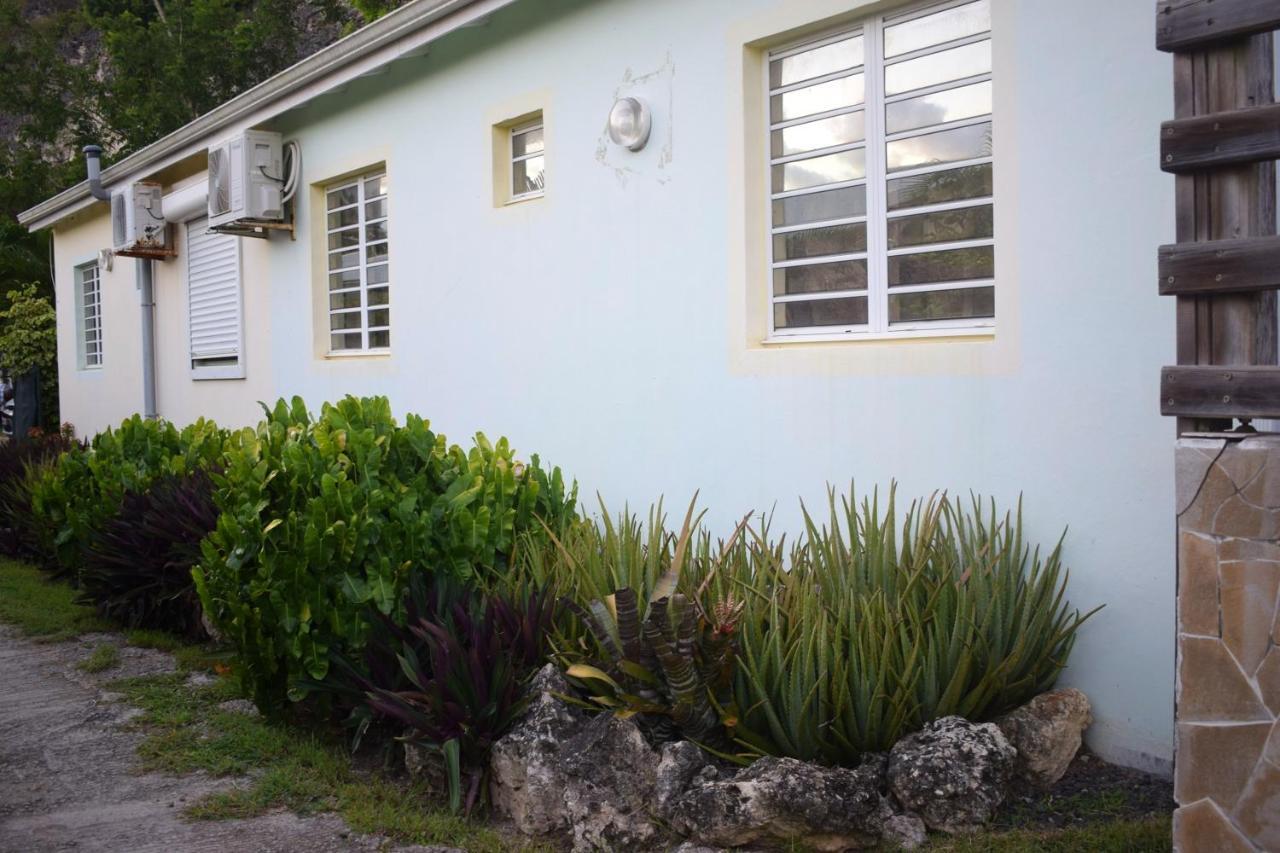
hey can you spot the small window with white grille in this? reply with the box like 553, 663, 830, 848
326, 171, 389, 352
187, 216, 245, 379
766, 0, 994, 339
75, 262, 102, 370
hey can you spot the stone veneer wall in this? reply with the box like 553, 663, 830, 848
1173, 435, 1280, 852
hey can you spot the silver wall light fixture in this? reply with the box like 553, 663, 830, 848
607, 97, 652, 151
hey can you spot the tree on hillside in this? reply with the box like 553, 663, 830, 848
0, 0, 410, 303
0, 0, 413, 422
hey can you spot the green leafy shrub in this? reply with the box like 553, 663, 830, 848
0, 425, 81, 561
195, 395, 576, 712
0, 284, 60, 430
718, 488, 1099, 763
28, 415, 227, 578
79, 470, 220, 636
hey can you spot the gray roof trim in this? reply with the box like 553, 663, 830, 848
19, 0, 511, 230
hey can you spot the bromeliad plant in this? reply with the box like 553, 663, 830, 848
196, 395, 575, 712
720, 487, 1099, 764
79, 470, 220, 636
528, 500, 746, 747
314, 574, 558, 815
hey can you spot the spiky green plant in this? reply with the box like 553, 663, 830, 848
520, 498, 746, 746
723, 486, 1099, 763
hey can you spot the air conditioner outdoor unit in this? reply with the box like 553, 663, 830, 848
207, 129, 284, 230
110, 182, 166, 254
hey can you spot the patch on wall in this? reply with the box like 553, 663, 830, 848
595, 53, 674, 186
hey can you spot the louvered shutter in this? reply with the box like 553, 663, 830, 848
186, 217, 242, 373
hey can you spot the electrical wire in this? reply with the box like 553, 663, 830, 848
281, 140, 301, 204
256, 140, 301, 203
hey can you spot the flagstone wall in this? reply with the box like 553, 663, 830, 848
1173, 435, 1280, 851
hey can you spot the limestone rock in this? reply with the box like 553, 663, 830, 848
881, 813, 928, 850
887, 716, 1015, 834
199, 608, 222, 642
558, 713, 665, 852
996, 688, 1092, 788
488, 664, 585, 835
667, 754, 895, 851
216, 698, 259, 717
655, 740, 711, 818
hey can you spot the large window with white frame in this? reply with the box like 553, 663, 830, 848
326, 171, 390, 353
766, 0, 993, 339
75, 261, 103, 369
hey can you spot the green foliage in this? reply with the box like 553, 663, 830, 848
110, 668, 551, 851
522, 486, 1096, 765
720, 488, 1098, 763
28, 415, 227, 578
515, 500, 746, 747
80, 470, 220, 635
84, 0, 332, 150
0, 284, 59, 428
342, 576, 557, 815
0, 426, 81, 561
195, 395, 575, 712
926, 816, 1171, 853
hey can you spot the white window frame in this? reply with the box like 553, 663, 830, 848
186, 215, 246, 380
509, 119, 545, 202
325, 171, 390, 355
74, 261, 103, 370
764, 0, 995, 343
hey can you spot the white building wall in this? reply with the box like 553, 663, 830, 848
52, 0, 1176, 773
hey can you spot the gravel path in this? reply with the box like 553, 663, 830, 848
0, 626, 406, 853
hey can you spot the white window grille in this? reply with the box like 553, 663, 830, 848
766, 0, 994, 339
75, 262, 103, 369
326, 171, 390, 352
510, 120, 545, 200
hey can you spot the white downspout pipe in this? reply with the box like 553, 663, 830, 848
84, 145, 159, 421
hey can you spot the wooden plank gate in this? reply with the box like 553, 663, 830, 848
1157, 0, 1280, 429
1159, 4, 1280, 851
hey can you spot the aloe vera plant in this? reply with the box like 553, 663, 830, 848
724, 486, 1099, 763
522, 484, 1096, 766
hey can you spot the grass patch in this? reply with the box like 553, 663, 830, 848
923, 815, 1170, 852
0, 558, 111, 640
124, 627, 227, 673
78, 643, 121, 672
109, 671, 550, 851
124, 628, 184, 652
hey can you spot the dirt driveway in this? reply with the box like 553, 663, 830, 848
0, 626, 437, 853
